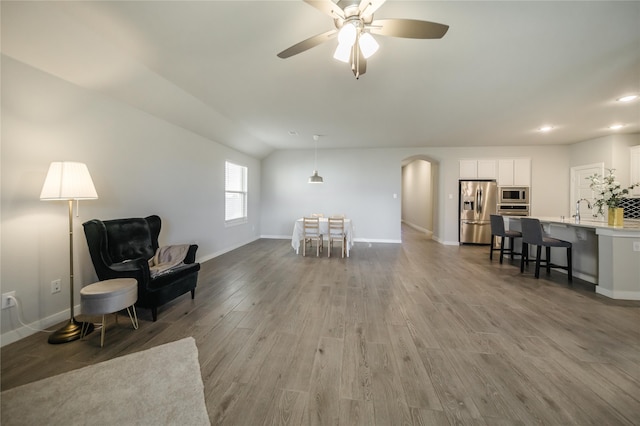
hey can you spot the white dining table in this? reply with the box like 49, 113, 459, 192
291, 218, 354, 257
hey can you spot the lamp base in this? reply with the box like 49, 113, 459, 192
48, 318, 94, 344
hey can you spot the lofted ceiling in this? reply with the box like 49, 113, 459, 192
2, 1, 639, 158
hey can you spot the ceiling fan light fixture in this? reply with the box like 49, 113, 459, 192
359, 32, 379, 58
277, 1, 449, 79
333, 42, 352, 63
337, 22, 357, 46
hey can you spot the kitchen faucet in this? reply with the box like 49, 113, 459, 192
573, 198, 592, 222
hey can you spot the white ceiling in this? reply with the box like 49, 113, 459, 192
2, 1, 640, 158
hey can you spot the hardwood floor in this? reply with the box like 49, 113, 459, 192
3, 225, 640, 425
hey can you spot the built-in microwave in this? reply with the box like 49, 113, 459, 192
499, 186, 529, 204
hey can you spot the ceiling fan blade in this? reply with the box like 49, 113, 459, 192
370, 18, 449, 39
358, 0, 386, 17
277, 29, 338, 58
303, 0, 345, 20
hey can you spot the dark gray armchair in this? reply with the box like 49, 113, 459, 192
83, 215, 200, 321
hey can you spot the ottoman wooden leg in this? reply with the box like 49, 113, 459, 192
127, 306, 139, 330
80, 321, 93, 340
100, 314, 106, 348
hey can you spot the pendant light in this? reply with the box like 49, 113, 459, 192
308, 135, 324, 184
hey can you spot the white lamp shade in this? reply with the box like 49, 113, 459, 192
333, 43, 352, 63
40, 162, 98, 200
359, 32, 379, 59
337, 23, 357, 47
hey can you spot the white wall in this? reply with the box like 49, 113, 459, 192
0, 56, 261, 342
402, 159, 433, 233
260, 145, 573, 246
569, 134, 640, 188
260, 149, 403, 243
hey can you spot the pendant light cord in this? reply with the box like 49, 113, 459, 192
313, 134, 320, 171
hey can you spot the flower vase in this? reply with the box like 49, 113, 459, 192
608, 207, 624, 226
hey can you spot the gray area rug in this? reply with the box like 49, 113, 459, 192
1, 337, 210, 425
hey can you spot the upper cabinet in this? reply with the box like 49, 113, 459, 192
498, 158, 531, 186
631, 145, 640, 196
460, 158, 531, 185
459, 160, 477, 179
478, 160, 498, 179
459, 159, 497, 179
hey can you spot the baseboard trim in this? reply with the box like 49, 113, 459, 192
401, 221, 433, 236
596, 287, 640, 300
432, 235, 460, 246
197, 236, 261, 263
1, 304, 81, 348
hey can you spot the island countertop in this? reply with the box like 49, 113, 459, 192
507, 216, 640, 300
512, 216, 640, 233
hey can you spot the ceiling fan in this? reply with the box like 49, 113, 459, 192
277, 0, 449, 79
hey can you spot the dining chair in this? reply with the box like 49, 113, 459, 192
305, 214, 324, 247
327, 217, 346, 258
489, 214, 522, 264
302, 217, 323, 257
520, 218, 572, 282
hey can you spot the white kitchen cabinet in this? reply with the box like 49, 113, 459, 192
459, 160, 477, 179
459, 159, 497, 179
498, 158, 531, 186
631, 145, 640, 196
477, 160, 497, 179
498, 160, 514, 185
513, 158, 531, 186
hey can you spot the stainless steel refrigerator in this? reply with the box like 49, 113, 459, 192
459, 180, 498, 244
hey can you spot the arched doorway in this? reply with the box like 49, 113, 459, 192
401, 155, 438, 240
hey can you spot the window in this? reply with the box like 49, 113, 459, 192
225, 161, 248, 224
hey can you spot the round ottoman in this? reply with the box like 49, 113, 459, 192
80, 278, 139, 347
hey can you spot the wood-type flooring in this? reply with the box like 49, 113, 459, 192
2, 225, 640, 425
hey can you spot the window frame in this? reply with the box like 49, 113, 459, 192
224, 161, 248, 226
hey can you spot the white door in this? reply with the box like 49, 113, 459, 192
570, 163, 604, 220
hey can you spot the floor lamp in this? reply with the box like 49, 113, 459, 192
40, 162, 98, 344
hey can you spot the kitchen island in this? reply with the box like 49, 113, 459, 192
507, 217, 640, 300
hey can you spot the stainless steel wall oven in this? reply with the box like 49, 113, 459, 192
497, 204, 530, 216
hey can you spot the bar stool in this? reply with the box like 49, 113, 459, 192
80, 278, 139, 347
489, 214, 522, 264
520, 218, 572, 282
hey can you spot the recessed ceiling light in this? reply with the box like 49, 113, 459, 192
538, 125, 554, 132
616, 94, 639, 102
609, 124, 625, 130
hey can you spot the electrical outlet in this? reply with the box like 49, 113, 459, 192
634, 242, 640, 252
51, 279, 61, 294
2, 291, 16, 309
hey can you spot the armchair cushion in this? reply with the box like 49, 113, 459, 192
105, 218, 157, 263
83, 215, 200, 321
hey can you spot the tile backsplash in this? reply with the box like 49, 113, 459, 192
620, 197, 640, 219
